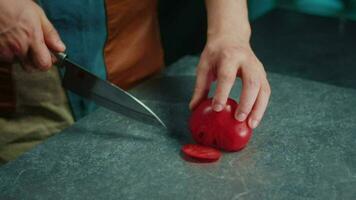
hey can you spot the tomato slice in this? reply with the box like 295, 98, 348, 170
181, 144, 221, 162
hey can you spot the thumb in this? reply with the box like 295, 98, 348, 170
40, 11, 65, 52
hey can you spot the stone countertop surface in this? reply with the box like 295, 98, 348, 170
1, 10, 356, 200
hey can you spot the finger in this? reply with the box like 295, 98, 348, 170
50, 53, 57, 64
248, 79, 271, 129
212, 59, 238, 112
30, 27, 52, 70
40, 12, 65, 52
8, 28, 30, 58
235, 67, 261, 122
189, 60, 212, 110
8, 41, 23, 58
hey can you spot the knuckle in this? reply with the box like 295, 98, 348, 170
24, 28, 33, 40
47, 26, 58, 37
9, 41, 24, 56
257, 63, 267, 76
38, 36, 45, 44
23, 26, 38, 39
218, 70, 235, 82
220, 48, 238, 60
261, 86, 271, 97
32, 34, 45, 45
245, 77, 260, 88
23, 23, 36, 39
237, 48, 251, 62
261, 78, 271, 93
38, 57, 51, 69
31, 26, 44, 42
238, 52, 248, 63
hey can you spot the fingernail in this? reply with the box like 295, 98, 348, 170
235, 112, 247, 121
213, 103, 224, 112
58, 40, 66, 49
250, 119, 259, 129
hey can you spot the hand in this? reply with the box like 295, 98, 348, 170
0, 0, 65, 71
189, 36, 271, 129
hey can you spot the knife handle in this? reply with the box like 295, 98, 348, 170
54, 52, 67, 68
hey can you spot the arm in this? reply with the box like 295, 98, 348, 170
0, 0, 65, 71
189, 0, 271, 129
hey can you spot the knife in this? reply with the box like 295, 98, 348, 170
55, 52, 166, 128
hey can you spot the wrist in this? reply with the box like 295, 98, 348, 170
205, 0, 251, 46
206, 12, 251, 45
207, 27, 251, 47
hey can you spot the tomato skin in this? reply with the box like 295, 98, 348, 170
189, 98, 253, 152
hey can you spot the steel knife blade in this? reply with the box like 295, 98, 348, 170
55, 52, 166, 128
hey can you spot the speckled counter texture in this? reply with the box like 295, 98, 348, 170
1, 10, 356, 200
0, 60, 355, 199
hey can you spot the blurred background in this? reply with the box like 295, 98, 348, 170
159, 0, 356, 90
159, 0, 356, 63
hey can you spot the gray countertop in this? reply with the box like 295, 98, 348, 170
1, 59, 355, 200
1, 10, 356, 200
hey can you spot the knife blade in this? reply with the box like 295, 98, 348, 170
55, 52, 166, 128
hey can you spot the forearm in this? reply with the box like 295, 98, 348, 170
205, 0, 251, 43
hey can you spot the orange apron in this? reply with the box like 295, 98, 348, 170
105, 0, 164, 89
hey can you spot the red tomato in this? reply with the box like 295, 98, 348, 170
189, 98, 252, 151
181, 144, 221, 162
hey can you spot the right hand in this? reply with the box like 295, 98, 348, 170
0, 0, 65, 71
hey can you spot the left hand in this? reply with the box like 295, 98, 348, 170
189, 36, 271, 129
